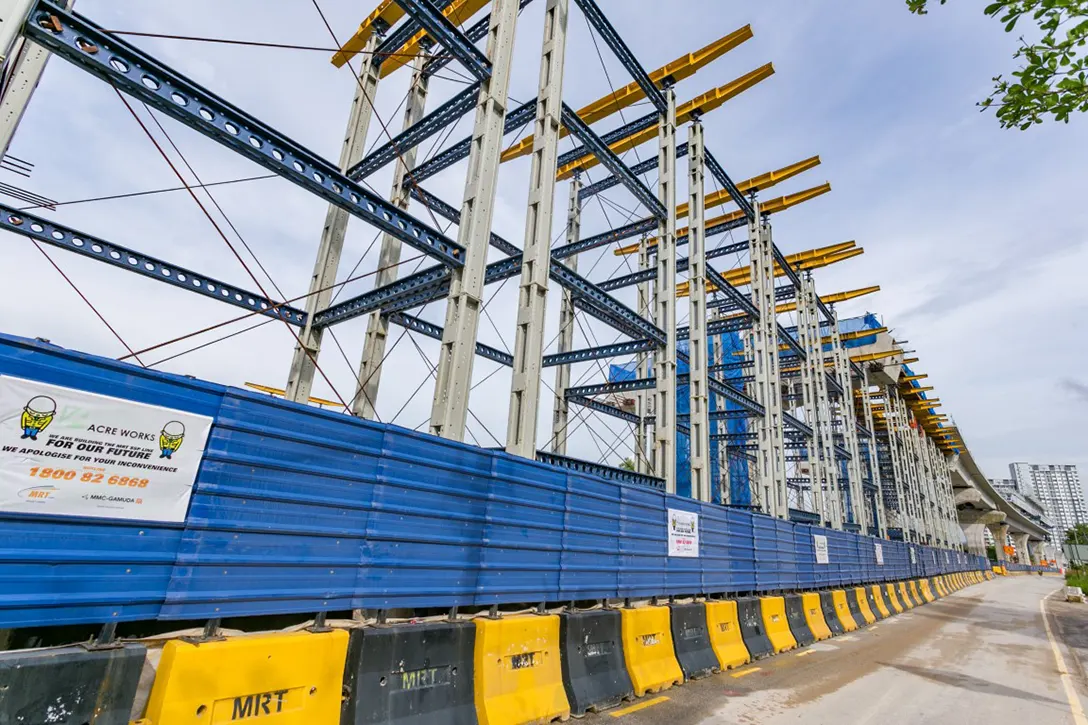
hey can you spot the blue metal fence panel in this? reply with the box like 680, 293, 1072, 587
0, 334, 995, 628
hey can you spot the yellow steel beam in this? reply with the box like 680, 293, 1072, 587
850, 349, 904, 364
616, 182, 833, 256
775, 284, 880, 314
837, 326, 888, 342
331, 0, 405, 68
557, 64, 776, 179
675, 155, 821, 219
902, 386, 935, 394
501, 27, 753, 162
245, 382, 343, 409
673, 242, 862, 298
901, 374, 928, 382
901, 357, 919, 364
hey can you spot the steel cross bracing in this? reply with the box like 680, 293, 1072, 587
390, 0, 493, 82
348, 81, 481, 180
571, 0, 668, 114
507, 0, 571, 458
559, 103, 666, 220
23, 3, 466, 268
0, 203, 307, 324
404, 96, 538, 185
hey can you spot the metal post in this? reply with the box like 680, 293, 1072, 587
796, 274, 825, 522
885, 389, 911, 539
686, 120, 710, 501
355, 50, 432, 417
828, 308, 865, 528
285, 32, 383, 404
711, 321, 729, 504
551, 174, 580, 455
0, 0, 33, 66
860, 369, 887, 537
636, 234, 653, 474
749, 211, 788, 518
508, 0, 570, 457
430, 0, 521, 440
0, 0, 72, 159
652, 87, 678, 492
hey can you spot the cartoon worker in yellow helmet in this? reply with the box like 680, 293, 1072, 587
20, 396, 56, 441
159, 421, 185, 459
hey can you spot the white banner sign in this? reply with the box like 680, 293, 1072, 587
814, 534, 829, 564
667, 508, 699, 557
0, 376, 212, 522
875, 543, 884, 566
910, 548, 917, 564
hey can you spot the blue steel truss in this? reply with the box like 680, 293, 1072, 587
556, 111, 658, 169
598, 239, 749, 292
542, 339, 656, 367
0, 203, 308, 324
560, 103, 666, 220
783, 412, 814, 437
705, 149, 755, 219
390, 0, 492, 81
678, 314, 751, 340
571, 0, 668, 114
707, 265, 758, 319
552, 216, 657, 259
534, 450, 666, 490
387, 312, 513, 366
24, 3, 467, 269
376, 0, 459, 71
572, 297, 648, 341
566, 378, 656, 398
408, 186, 522, 255
421, 0, 537, 78
579, 143, 689, 201
406, 97, 537, 185
778, 324, 805, 359
349, 82, 482, 180
566, 394, 639, 424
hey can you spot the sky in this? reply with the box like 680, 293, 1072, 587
1, 0, 1085, 492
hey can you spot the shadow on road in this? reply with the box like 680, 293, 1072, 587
880, 661, 1066, 706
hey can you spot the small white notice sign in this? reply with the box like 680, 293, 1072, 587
910, 548, 917, 564
0, 376, 212, 522
875, 543, 884, 566
814, 534, 829, 564
667, 508, 699, 557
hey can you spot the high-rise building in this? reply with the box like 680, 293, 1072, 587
1009, 463, 1085, 544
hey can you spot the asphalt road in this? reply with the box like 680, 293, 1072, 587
586, 575, 1086, 725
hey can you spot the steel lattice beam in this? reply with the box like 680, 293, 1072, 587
422, 0, 538, 78
391, 0, 492, 81
567, 395, 639, 424
571, 0, 668, 114
24, 3, 467, 269
556, 110, 657, 168
405, 96, 537, 185
551, 216, 657, 260
408, 185, 522, 255
0, 203, 308, 324
704, 148, 754, 219
387, 311, 513, 366
566, 378, 656, 397
599, 239, 748, 292
542, 339, 656, 367
377, 0, 460, 72
560, 103, 666, 220
706, 264, 758, 319
348, 81, 481, 180
579, 143, 688, 201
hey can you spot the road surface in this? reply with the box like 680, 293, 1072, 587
588, 575, 1087, 724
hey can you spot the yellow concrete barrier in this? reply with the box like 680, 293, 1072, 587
870, 586, 891, 618
908, 580, 923, 605
935, 576, 948, 597
831, 590, 858, 632
918, 579, 935, 603
619, 606, 683, 696
898, 582, 915, 609
143, 630, 348, 725
853, 588, 876, 625
474, 614, 569, 725
759, 597, 797, 653
801, 592, 833, 641
705, 600, 750, 669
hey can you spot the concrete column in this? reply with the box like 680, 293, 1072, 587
653, 88, 678, 492
1011, 533, 1030, 565
550, 174, 580, 456
749, 212, 788, 518
430, 0, 522, 440
990, 523, 1010, 561
1029, 540, 1045, 566
958, 509, 1005, 556
355, 51, 431, 417
507, 0, 570, 457
286, 32, 383, 404
635, 235, 653, 474
686, 120, 710, 502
